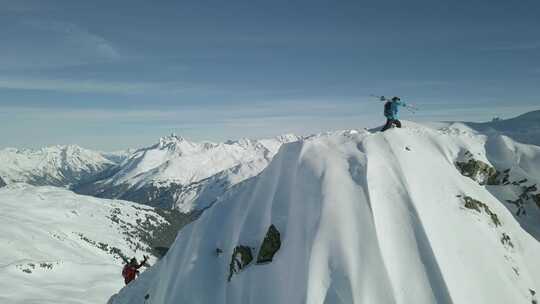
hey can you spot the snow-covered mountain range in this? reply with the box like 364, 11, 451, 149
0, 145, 118, 187
1, 111, 538, 215
74, 134, 300, 212
465, 110, 540, 146
0, 134, 300, 213
0, 184, 191, 304
2, 110, 540, 304
109, 122, 540, 304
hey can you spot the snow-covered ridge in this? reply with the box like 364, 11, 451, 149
115, 133, 299, 185
465, 110, 540, 146
75, 134, 301, 211
110, 123, 540, 304
0, 144, 117, 187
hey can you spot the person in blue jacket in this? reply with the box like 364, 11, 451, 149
381, 96, 407, 132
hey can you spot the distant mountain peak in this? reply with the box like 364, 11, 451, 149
514, 109, 540, 120
464, 109, 540, 146
74, 133, 301, 210
0, 144, 117, 187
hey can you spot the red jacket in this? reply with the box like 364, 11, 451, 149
122, 257, 147, 285
123, 265, 140, 284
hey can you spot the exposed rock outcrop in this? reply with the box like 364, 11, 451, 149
506, 184, 539, 216
257, 225, 281, 264
462, 196, 501, 227
534, 194, 540, 209
456, 158, 503, 185
228, 246, 253, 282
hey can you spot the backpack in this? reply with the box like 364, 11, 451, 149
122, 265, 137, 284
384, 101, 393, 117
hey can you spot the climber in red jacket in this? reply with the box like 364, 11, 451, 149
122, 255, 149, 285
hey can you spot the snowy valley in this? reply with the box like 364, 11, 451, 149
0, 185, 190, 304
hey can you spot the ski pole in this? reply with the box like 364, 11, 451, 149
405, 106, 416, 114
406, 104, 419, 112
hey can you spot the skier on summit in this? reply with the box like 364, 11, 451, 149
381, 96, 407, 132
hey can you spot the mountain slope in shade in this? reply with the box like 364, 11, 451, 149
100, 149, 136, 164
465, 109, 540, 146
75, 134, 300, 211
0, 184, 192, 304
0, 145, 117, 187
109, 124, 540, 304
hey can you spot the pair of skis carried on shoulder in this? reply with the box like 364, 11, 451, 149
369, 94, 419, 114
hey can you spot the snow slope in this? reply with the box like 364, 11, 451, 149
0, 145, 117, 187
76, 134, 300, 211
100, 149, 136, 164
0, 184, 189, 304
110, 123, 540, 304
465, 110, 540, 146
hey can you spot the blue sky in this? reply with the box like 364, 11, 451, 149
1, 0, 539, 150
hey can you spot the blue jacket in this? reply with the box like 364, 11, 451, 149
385, 100, 407, 119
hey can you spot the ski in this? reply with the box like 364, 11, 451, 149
369, 94, 419, 113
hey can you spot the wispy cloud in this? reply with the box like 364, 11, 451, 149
0, 19, 122, 70
0, 77, 200, 94
0, 78, 147, 94
22, 19, 120, 59
1, 99, 537, 150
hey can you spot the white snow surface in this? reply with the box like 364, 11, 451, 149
92, 134, 300, 211
468, 110, 540, 146
0, 184, 163, 304
0, 145, 116, 186
429, 110, 540, 147
110, 122, 540, 304
112, 134, 299, 186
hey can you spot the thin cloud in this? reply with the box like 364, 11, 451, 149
22, 19, 120, 59
0, 77, 199, 94
0, 78, 150, 94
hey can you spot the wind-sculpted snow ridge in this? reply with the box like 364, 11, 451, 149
76, 134, 301, 211
110, 124, 540, 304
0, 184, 191, 304
0, 144, 118, 187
